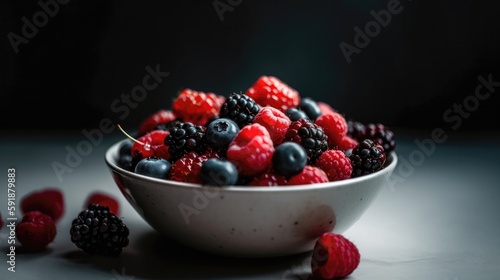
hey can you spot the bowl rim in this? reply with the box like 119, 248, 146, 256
105, 138, 398, 193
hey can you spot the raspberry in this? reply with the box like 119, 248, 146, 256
70, 204, 129, 256
287, 166, 328, 185
137, 109, 177, 136
131, 129, 170, 161
85, 192, 120, 217
219, 92, 261, 128
0, 212, 2, 230
336, 135, 359, 152
169, 151, 219, 183
315, 150, 352, 181
246, 75, 300, 111
346, 139, 387, 177
172, 88, 225, 126
226, 123, 275, 177
16, 211, 57, 252
317, 101, 337, 116
164, 122, 207, 161
21, 188, 64, 223
253, 106, 291, 145
283, 119, 329, 164
347, 121, 396, 153
315, 112, 348, 149
311, 232, 360, 279
247, 170, 287, 187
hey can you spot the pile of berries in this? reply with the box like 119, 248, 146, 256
118, 75, 396, 186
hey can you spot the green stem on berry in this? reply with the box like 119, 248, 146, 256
116, 124, 150, 148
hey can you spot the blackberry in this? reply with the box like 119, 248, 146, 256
70, 204, 129, 256
154, 119, 183, 132
219, 92, 260, 128
164, 122, 207, 160
346, 139, 386, 178
347, 120, 366, 141
347, 121, 396, 153
283, 119, 329, 164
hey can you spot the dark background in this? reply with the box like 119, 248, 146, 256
1, 0, 499, 134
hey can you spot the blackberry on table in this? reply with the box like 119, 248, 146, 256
164, 121, 207, 160
70, 204, 129, 256
283, 118, 329, 164
219, 92, 261, 128
346, 139, 386, 178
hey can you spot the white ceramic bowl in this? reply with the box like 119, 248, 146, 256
105, 139, 397, 258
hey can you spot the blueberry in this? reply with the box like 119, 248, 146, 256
134, 157, 171, 179
285, 108, 309, 122
206, 115, 220, 125
118, 139, 133, 157
298, 97, 322, 121
118, 154, 136, 171
272, 142, 307, 177
200, 158, 238, 186
118, 140, 136, 171
206, 118, 240, 152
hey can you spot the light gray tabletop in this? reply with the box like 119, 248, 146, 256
1, 129, 499, 280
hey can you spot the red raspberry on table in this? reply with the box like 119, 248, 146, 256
315, 150, 352, 181
253, 106, 291, 145
169, 151, 219, 183
84, 192, 120, 217
21, 188, 64, 223
172, 88, 225, 126
131, 129, 170, 160
226, 123, 275, 177
246, 75, 300, 112
247, 170, 287, 187
16, 211, 57, 252
287, 166, 328, 185
315, 112, 348, 149
311, 232, 360, 279
137, 109, 177, 136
